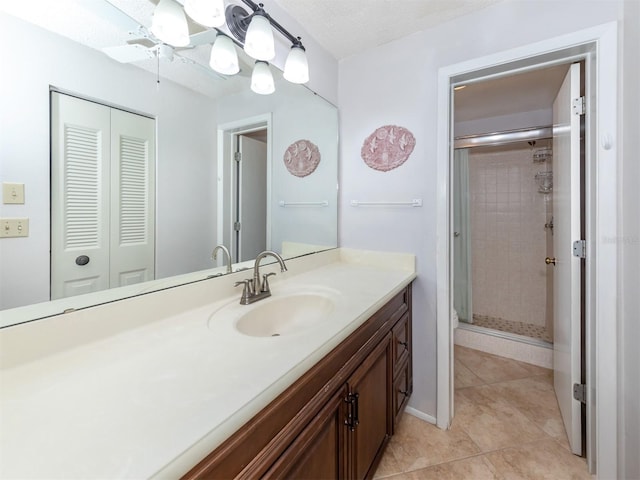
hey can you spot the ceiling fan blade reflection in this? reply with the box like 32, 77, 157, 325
102, 44, 154, 63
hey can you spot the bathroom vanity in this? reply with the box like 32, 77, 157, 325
0, 249, 415, 479
185, 285, 412, 479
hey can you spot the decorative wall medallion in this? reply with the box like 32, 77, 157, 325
361, 125, 416, 172
283, 139, 321, 177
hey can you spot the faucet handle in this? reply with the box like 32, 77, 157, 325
261, 272, 277, 293
234, 279, 254, 304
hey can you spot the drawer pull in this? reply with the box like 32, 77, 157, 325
399, 389, 410, 397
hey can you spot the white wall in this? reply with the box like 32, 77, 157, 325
217, 80, 339, 255
263, 0, 338, 105
619, 0, 640, 477
338, 0, 624, 421
0, 14, 218, 309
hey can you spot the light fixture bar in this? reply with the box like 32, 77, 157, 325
227, 0, 306, 53
239, 0, 299, 45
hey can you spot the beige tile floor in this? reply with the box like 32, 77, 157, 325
374, 345, 593, 479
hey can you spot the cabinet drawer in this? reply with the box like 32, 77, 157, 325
392, 313, 410, 371
393, 359, 412, 429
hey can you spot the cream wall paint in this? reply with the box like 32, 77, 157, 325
338, 0, 623, 424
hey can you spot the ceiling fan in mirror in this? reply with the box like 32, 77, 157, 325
101, 7, 243, 81
103, 0, 310, 94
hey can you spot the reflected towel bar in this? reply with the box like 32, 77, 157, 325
350, 199, 423, 207
279, 200, 329, 207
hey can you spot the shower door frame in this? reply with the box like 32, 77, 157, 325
435, 22, 618, 477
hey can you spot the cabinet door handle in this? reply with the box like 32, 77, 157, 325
353, 392, 359, 428
398, 340, 408, 351
344, 392, 359, 431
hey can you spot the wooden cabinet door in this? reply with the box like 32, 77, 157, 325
265, 386, 348, 479
347, 335, 392, 479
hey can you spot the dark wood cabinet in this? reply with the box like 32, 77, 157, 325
346, 336, 392, 479
391, 313, 412, 432
265, 386, 348, 479
183, 284, 412, 480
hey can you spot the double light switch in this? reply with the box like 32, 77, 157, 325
1, 183, 29, 238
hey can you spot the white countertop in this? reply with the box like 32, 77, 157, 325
0, 249, 415, 479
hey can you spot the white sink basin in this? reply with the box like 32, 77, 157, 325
235, 293, 336, 337
208, 287, 340, 337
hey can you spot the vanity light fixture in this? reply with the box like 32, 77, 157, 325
149, 0, 309, 90
209, 34, 239, 75
251, 61, 275, 95
283, 38, 309, 84
184, 0, 225, 28
150, 0, 190, 47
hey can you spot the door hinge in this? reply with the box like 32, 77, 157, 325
234, 152, 242, 162
573, 383, 587, 404
573, 240, 586, 259
234, 221, 241, 232
572, 96, 586, 116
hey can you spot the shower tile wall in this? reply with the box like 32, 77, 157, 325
469, 145, 550, 328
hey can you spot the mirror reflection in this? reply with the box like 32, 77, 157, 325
0, 1, 338, 327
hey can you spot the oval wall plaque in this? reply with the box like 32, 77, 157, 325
283, 139, 321, 178
361, 125, 416, 172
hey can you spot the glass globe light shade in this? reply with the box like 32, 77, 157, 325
150, 0, 190, 47
244, 13, 275, 61
251, 61, 275, 95
209, 34, 240, 75
283, 44, 309, 84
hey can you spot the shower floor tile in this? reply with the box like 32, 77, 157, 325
472, 314, 553, 343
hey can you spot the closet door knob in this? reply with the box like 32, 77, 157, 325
545, 257, 556, 265
75, 255, 90, 266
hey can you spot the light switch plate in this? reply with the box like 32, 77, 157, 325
1, 218, 29, 238
3, 183, 25, 204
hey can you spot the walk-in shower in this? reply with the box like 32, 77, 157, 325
453, 127, 554, 346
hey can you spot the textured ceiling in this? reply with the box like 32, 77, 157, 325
273, 0, 503, 60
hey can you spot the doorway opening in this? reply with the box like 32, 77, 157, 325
436, 24, 621, 475
451, 60, 587, 460
217, 115, 272, 265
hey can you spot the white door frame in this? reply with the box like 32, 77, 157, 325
435, 22, 618, 477
216, 114, 272, 262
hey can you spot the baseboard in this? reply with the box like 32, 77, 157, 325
404, 406, 437, 425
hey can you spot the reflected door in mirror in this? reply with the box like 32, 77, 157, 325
51, 93, 156, 300
235, 133, 267, 262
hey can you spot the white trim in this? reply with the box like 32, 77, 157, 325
436, 22, 618, 477
404, 406, 437, 426
216, 114, 273, 261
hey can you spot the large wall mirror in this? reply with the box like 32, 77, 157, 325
0, 1, 338, 327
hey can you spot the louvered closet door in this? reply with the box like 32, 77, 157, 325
109, 109, 155, 287
51, 93, 111, 299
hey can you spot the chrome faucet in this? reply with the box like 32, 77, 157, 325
234, 250, 287, 305
211, 245, 232, 274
